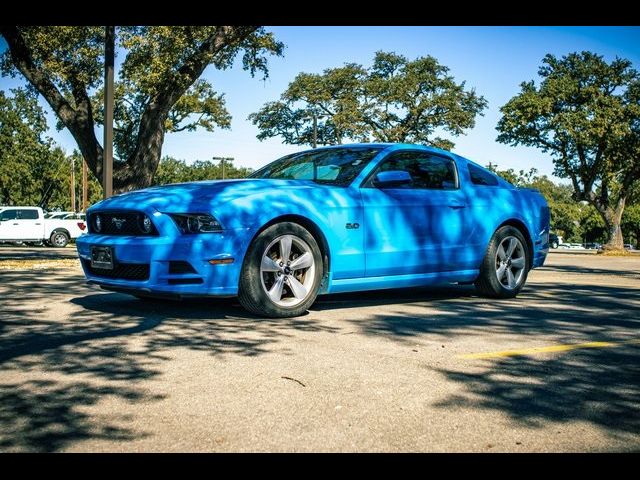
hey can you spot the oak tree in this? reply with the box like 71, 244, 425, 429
0, 26, 283, 192
497, 51, 640, 249
250, 51, 487, 150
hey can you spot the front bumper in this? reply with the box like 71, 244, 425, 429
76, 228, 252, 296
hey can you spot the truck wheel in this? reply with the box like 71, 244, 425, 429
50, 230, 69, 248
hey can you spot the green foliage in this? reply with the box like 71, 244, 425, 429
1, 26, 284, 191
580, 205, 607, 243
154, 156, 253, 185
622, 204, 640, 247
496, 51, 640, 247
250, 51, 487, 149
0, 88, 63, 206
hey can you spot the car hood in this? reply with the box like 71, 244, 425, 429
88, 179, 329, 228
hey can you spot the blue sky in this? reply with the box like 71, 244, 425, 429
2, 26, 639, 181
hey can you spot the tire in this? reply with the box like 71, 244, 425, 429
49, 230, 69, 248
475, 225, 529, 298
238, 222, 323, 318
551, 241, 558, 249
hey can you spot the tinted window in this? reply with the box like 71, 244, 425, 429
370, 151, 458, 189
18, 209, 39, 220
0, 210, 17, 220
250, 147, 383, 186
468, 163, 498, 186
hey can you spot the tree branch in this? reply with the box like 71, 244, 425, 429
0, 26, 103, 178
0, 27, 76, 125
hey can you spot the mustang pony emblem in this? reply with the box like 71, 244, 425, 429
111, 217, 126, 229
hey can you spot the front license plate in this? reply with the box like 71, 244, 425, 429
91, 246, 114, 269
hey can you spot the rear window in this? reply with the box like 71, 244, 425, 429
468, 163, 499, 186
18, 209, 39, 220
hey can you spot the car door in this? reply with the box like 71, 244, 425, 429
0, 209, 18, 239
360, 150, 470, 277
15, 208, 43, 239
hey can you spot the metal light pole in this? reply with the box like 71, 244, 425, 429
82, 160, 88, 211
312, 112, 318, 149
103, 26, 115, 199
304, 109, 326, 148
70, 155, 76, 212
212, 157, 233, 180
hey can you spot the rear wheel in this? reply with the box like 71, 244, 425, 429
238, 222, 323, 318
49, 230, 69, 248
475, 226, 529, 298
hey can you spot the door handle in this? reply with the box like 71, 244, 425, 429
35, 223, 42, 225
12, 223, 19, 225
448, 204, 466, 209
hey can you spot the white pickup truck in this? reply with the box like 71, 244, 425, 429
0, 206, 86, 248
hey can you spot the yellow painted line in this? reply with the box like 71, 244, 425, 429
458, 341, 618, 360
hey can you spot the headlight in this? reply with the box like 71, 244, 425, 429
168, 213, 223, 234
140, 214, 153, 234
94, 214, 102, 232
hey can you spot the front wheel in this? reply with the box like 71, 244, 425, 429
238, 222, 323, 318
475, 226, 529, 298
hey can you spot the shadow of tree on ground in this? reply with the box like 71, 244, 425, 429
0, 268, 338, 451
1, 258, 640, 449
329, 281, 640, 436
0, 379, 161, 452
434, 344, 640, 435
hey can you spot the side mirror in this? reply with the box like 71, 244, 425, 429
373, 170, 412, 188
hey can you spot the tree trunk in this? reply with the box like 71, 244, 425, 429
598, 198, 626, 250
113, 103, 167, 193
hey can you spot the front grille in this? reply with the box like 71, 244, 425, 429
88, 211, 159, 236
83, 259, 150, 281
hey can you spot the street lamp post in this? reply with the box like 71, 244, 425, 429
312, 113, 318, 149
103, 25, 115, 199
212, 157, 234, 180
304, 109, 326, 148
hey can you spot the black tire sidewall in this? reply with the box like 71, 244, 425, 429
476, 226, 529, 298
50, 231, 69, 248
239, 222, 323, 318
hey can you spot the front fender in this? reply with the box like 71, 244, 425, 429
221, 186, 365, 280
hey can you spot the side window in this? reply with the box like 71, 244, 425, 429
370, 151, 458, 190
17, 209, 39, 220
0, 210, 18, 221
468, 163, 499, 186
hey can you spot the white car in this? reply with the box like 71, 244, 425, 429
0, 206, 87, 247
558, 242, 584, 250
45, 211, 74, 219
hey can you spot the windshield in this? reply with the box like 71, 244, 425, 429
249, 147, 384, 186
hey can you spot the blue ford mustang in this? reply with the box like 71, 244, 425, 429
77, 144, 550, 317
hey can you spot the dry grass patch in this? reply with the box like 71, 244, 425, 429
0, 258, 80, 270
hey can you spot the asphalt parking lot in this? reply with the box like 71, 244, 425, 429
1, 247, 639, 452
